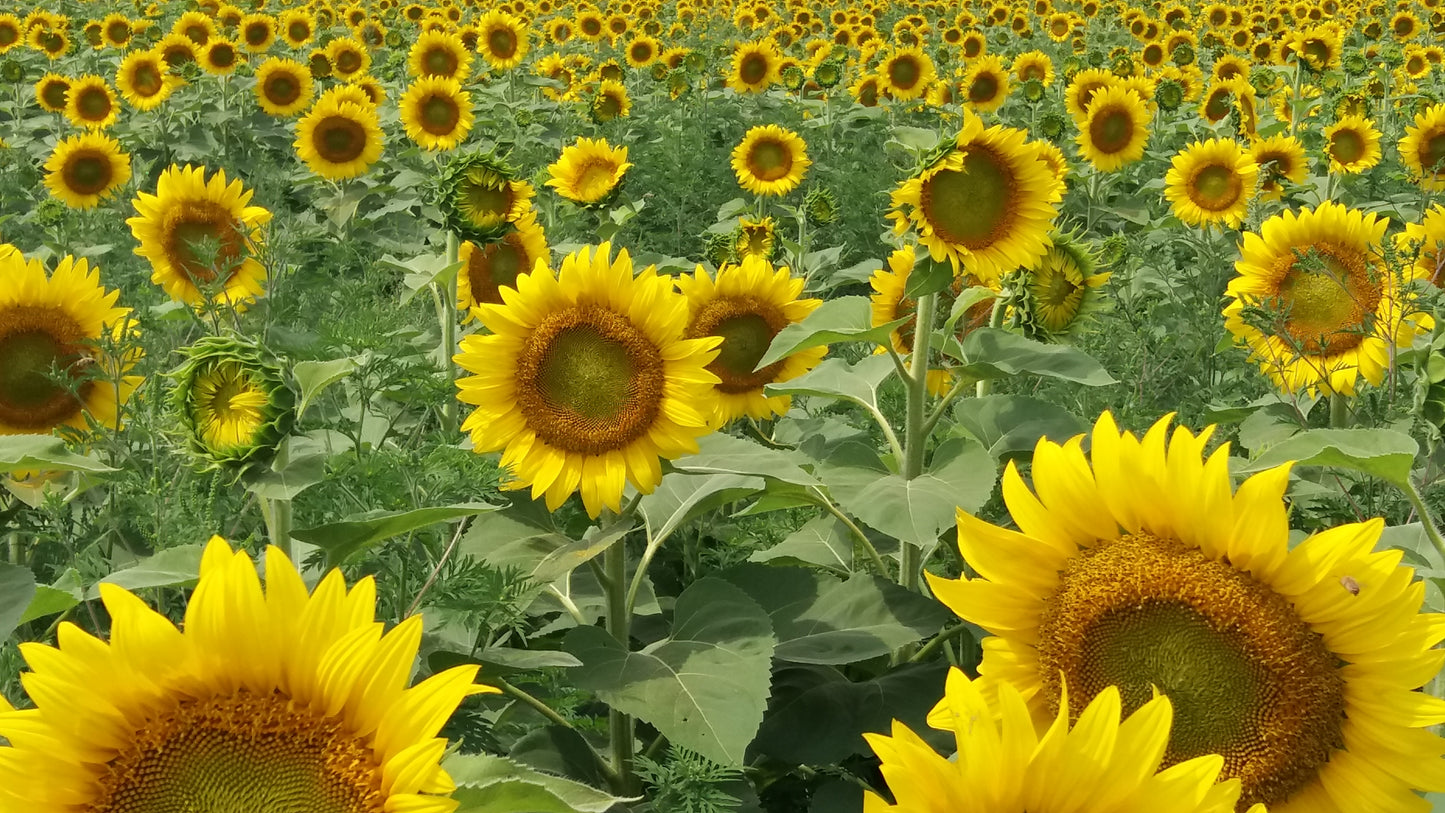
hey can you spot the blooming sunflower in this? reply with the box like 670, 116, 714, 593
238, 12, 276, 53
0, 536, 497, 813
589, 78, 630, 122
962, 54, 1011, 113
869, 669, 1245, 813
1322, 115, 1382, 174
324, 36, 369, 80
546, 137, 632, 206
476, 9, 528, 70
1013, 50, 1055, 85
0, 13, 20, 53
173, 10, 215, 44
728, 40, 780, 94
1400, 103, 1445, 190
0, 252, 139, 435
1223, 202, 1431, 395
279, 8, 313, 47
730, 125, 810, 197
127, 164, 272, 310
1250, 134, 1308, 201
876, 45, 935, 101
868, 244, 955, 397
1064, 67, 1117, 121
889, 113, 1062, 284
457, 215, 550, 319
1163, 138, 1260, 229
115, 49, 175, 111
677, 257, 824, 425
408, 29, 470, 80
199, 38, 242, 76
43, 132, 132, 210
63, 75, 119, 130
1397, 203, 1445, 286
734, 215, 779, 261
157, 32, 198, 69
33, 73, 69, 113
172, 334, 295, 468
294, 93, 384, 180
454, 242, 721, 517
931, 411, 1445, 811
624, 34, 659, 69
400, 76, 473, 151
1077, 85, 1150, 172
253, 57, 313, 116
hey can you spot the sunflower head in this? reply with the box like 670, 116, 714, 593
1163, 138, 1261, 229
437, 151, 534, 242
546, 137, 632, 207
804, 187, 840, 226
731, 124, 811, 197
43, 132, 132, 210
1010, 232, 1111, 338
171, 334, 295, 470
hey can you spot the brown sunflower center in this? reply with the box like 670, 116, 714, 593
314, 115, 368, 163
63, 151, 114, 195
208, 43, 236, 68
593, 91, 623, 120
1037, 532, 1346, 810
41, 81, 69, 110
76, 87, 113, 121
1021, 63, 1045, 81
288, 21, 310, 41
163, 201, 247, 284
465, 237, 529, 306
334, 49, 362, 74
686, 298, 787, 392
969, 72, 1000, 103
738, 52, 768, 84
1273, 243, 1381, 354
888, 55, 920, 90
245, 23, 269, 45
264, 72, 301, 106
184, 24, 210, 43
516, 308, 664, 454
423, 46, 458, 76
0, 315, 89, 430
0, 22, 17, 46
1089, 106, 1134, 154
1190, 164, 1243, 210
747, 140, 793, 182
1418, 132, 1445, 174
132, 62, 164, 96
419, 94, 460, 134
1204, 88, 1233, 121
487, 28, 517, 59
1329, 129, 1366, 165
920, 148, 1017, 249
90, 690, 384, 813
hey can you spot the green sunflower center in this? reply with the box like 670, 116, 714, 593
920, 148, 1017, 249
738, 52, 768, 84
76, 88, 112, 121
0, 327, 85, 427
747, 140, 792, 182
315, 115, 368, 163
41, 81, 69, 110
93, 691, 384, 813
419, 94, 460, 134
1329, 128, 1366, 165
192, 361, 269, 453
1274, 243, 1381, 354
64, 152, 113, 195
687, 298, 786, 393
163, 201, 247, 285
132, 63, 164, 97
334, 49, 362, 74
288, 21, 310, 41
245, 24, 269, 45
1190, 164, 1242, 210
209, 44, 236, 69
459, 177, 513, 227
517, 308, 664, 454
1089, 107, 1134, 154
593, 91, 622, 120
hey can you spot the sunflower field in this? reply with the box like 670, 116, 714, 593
6, 0, 1445, 810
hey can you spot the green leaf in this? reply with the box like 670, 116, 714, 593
382, 252, 466, 304
941, 286, 998, 335
19, 569, 82, 625
244, 435, 330, 500
564, 578, 776, 766
954, 395, 1089, 459
720, 565, 947, 664
765, 353, 896, 412
462, 507, 637, 588
447, 753, 629, 813
757, 297, 910, 369
295, 502, 499, 566
639, 472, 765, 548
0, 563, 37, 642
0, 435, 116, 475
750, 515, 853, 571
670, 433, 820, 488
901, 255, 954, 299
946, 328, 1117, 386
292, 357, 359, 420
88, 544, 204, 599
1239, 428, 1419, 487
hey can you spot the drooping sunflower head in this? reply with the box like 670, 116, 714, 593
457, 214, 550, 319
0, 535, 499, 813
1163, 138, 1260, 229
253, 57, 313, 117
171, 334, 295, 469
678, 257, 824, 425
1017, 233, 1111, 337
476, 9, 528, 70
730, 124, 810, 198
157, 32, 198, 69
408, 29, 471, 80
0, 251, 139, 436
63, 74, 118, 130
43, 131, 132, 210
1076, 84, 1151, 172
546, 136, 632, 207
1223, 201, 1432, 395
438, 151, 535, 242
727, 39, 780, 94
1250, 133, 1308, 201
294, 92, 384, 181
400, 75, 474, 152
1400, 102, 1445, 190
963, 54, 1011, 113
1323, 114, 1383, 174
127, 164, 273, 310
454, 242, 722, 517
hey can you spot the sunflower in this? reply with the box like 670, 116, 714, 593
728, 40, 780, 93
962, 54, 1011, 113
589, 78, 630, 122
454, 242, 721, 517
399, 76, 473, 151
63, 75, 118, 130
547, 17, 574, 45
157, 32, 198, 69
871, 669, 1245, 813
735, 216, 778, 261
546, 137, 631, 206
867, 244, 955, 396
1397, 203, 1445, 287
198, 38, 241, 76
1223, 202, 1431, 395
33, 72, 69, 113
677, 257, 824, 425
408, 29, 470, 80
43, 132, 132, 210
127, 165, 272, 309
1322, 114, 1381, 174
173, 335, 294, 468
0, 252, 139, 436
476, 9, 528, 70
238, 13, 275, 53
625, 34, 660, 68
850, 73, 882, 107
576, 9, 605, 42
1392, 9, 1420, 40
457, 215, 550, 319
1250, 134, 1308, 201
1064, 67, 1117, 121
115, 49, 175, 111
933, 410, 1445, 810
876, 45, 935, 101
1013, 50, 1055, 85
731, 124, 810, 197
1164, 138, 1260, 229
100, 13, 132, 49
294, 93, 383, 180
253, 57, 313, 116
0, 13, 21, 53
279, 8, 313, 47
1077, 85, 1150, 172
0, 536, 497, 813
438, 153, 536, 241
1024, 237, 1111, 335
1400, 103, 1445, 190
29, 26, 69, 60
1030, 140, 1070, 184
324, 36, 369, 79
889, 113, 1062, 284
174, 10, 215, 44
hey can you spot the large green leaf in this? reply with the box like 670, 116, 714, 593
463, 511, 635, 591
0, 563, 37, 643
447, 753, 628, 813
670, 433, 820, 488
946, 328, 1116, 386
564, 578, 776, 766
1239, 428, 1419, 487
244, 434, 330, 500
294, 502, 499, 565
88, 544, 204, 599
749, 515, 853, 571
954, 395, 1089, 459
757, 297, 910, 368
638, 472, 765, 547
720, 565, 947, 664
292, 357, 359, 420
19, 569, 83, 625
0, 435, 115, 475
765, 354, 897, 413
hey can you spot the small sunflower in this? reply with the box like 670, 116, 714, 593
1064, 67, 1118, 121
1022, 236, 1111, 336
252, 57, 312, 117
173, 10, 215, 45
157, 32, 198, 69
399, 76, 473, 151
238, 13, 276, 53
127, 164, 272, 310
1077, 85, 1151, 172
172, 335, 295, 469
408, 29, 470, 80
457, 215, 550, 319
1400, 103, 1445, 190
438, 152, 535, 241
0, 536, 497, 813
546, 137, 632, 206
625, 34, 659, 69
43, 132, 132, 210
727, 40, 780, 94
294, 92, 384, 180
1322, 115, 1382, 174
1250, 134, 1308, 201
0, 13, 20, 53
115, 49, 175, 111
962, 54, 1011, 113
199, 38, 242, 76
730, 125, 810, 197
735, 215, 779, 261
677, 257, 825, 425
1013, 50, 1055, 85
867, 244, 955, 396
476, 9, 528, 71
63, 75, 119, 130
278, 9, 313, 47
876, 45, 935, 101
324, 36, 369, 80
454, 242, 721, 517
933, 411, 1445, 810
1397, 203, 1445, 287
1223, 202, 1431, 395
33, 73, 69, 113
589, 78, 631, 122
1164, 138, 1260, 229
889, 112, 1063, 284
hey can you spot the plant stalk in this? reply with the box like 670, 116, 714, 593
975, 296, 1008, 398
258, 496, 293, 558
899, 291, 938, 592
1404, 479, 1445, 562
440, 231, 461, 436
1329, 392, 1350, 428
604, 537, 636, 794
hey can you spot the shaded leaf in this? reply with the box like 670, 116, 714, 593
757, 297, 909, 368
295, 502, 499, 566
750, 515, 852, 571
244, 434, 330, 500
766, 354, 897, 411
670, 433, 820, 488
954, 395, 1088, 459
0, 563, 37, 642
19, 569, 82, 625
293, 357, 359, 420
639, 472, 764, 547
946, 328, 1116, 386
0, 435, 115, 475
1239, 428, 1419, 487
448, 753, 628, 813
88, 544, 203, 599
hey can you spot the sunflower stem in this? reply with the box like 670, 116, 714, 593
900, 291, 938, 593
1329, 392, 1351, 428
604, 534, 636, 794
1403, 479, 1445, 563
975, 295, 1008, 398
258, 496, 292, 558
440, 230, 460, 437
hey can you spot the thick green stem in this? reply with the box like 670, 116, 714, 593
604, 539, 636, 794
1329, 392, 1350, 428
899, 291, 938, 592
6, 532, 20, 566
975, 296, 1007, 398
441, 231, 460, 436
259, 496, 293, 558
1403, 479, 1445, 563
